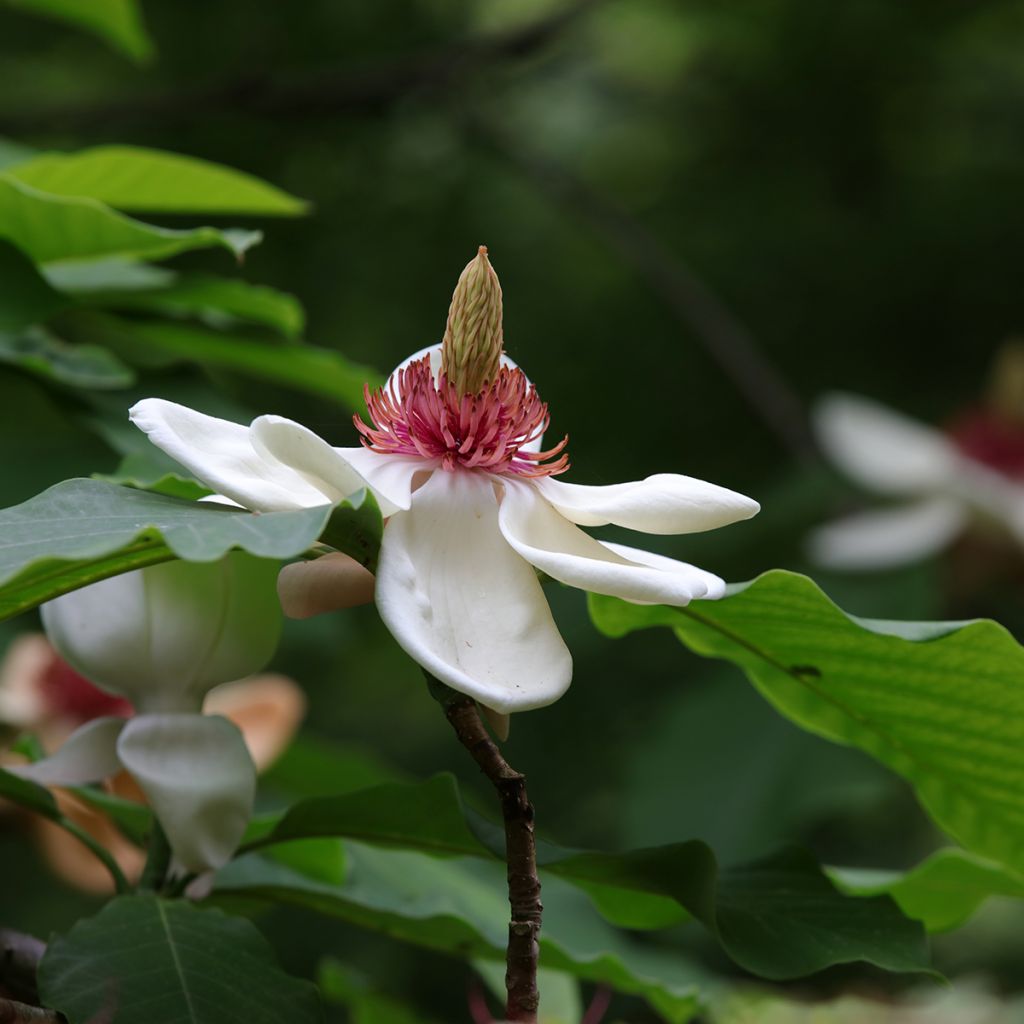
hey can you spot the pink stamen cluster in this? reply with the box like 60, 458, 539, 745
355, 355, 569, 477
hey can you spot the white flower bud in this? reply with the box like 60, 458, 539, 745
41, 554, 282, 713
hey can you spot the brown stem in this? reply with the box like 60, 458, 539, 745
443, 696, 541, 1023
0, 998, 62, 1024
0, 931, 45, 1006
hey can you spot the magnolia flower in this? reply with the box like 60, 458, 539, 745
12, 553, 284, 873
809, 392, 1024, 569
0, 634, 305, 892
128, 249, 759, 715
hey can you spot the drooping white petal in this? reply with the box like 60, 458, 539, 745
250, 415, 368, 504
10, 716, 125, 785
807, 498, 967, 570
331, 447, 429, 516
499, 483, 718, 606
599, 541, 726, 600
129, 399, 333, 511
814, 393, 960, 496
375, 470, 571, 714
116, 713, 256, 873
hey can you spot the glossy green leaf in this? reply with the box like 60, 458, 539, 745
0, 479, 381, 620
9, 146, 308, 215
215, 843, 705, 1023
4, 0, 152, 61
242, 774, 930, 980
0, 176, 260, 265
38, 895, 322, 1023
0, 764, 60, 820
0, 239, 68, 329
0, 328, 134, 389
590, 570, 1024, 879
833, 848, 1024, 933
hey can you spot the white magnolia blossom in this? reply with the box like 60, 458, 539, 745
129, 344, 758, 715
810, 392, 1024, 569
13, 555, 283, 872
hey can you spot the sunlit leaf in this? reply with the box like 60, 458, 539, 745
590, 570, 1024, 879
8, 146, 308, 216
0, 176, 260, 265
38, 895, 322, 1023
4, 0, 152, 62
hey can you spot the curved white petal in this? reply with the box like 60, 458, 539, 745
499, 483, 718, 606
814, 393, 959, 496
130, 399, 332, 511
375, 470, 571, 714
807, 498, 967, 570
331, 447, 429, 516
535, 474, 759, 535
117, 713, 256, 873
599, 541, 726, 600
250, 415, 368, 504
10, 716, 125, 785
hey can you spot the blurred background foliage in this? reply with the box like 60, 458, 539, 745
1, 1, 1022, 1020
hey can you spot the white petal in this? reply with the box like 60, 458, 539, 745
499, 483, 718, 606
117, 713, 256, 873
250, 415, 368, 504
814, 393, 959, 495
10, 717, 125, 785
807, 498, 967, 570
375, 470, 571, 714
331, 447, 429, 516
535, 474, 759, 535
600, 541, 726, 600
129, 399, 333, 511
0, 634, 53, 728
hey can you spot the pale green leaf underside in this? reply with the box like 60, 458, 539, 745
8, 146, 308, 216
589, 570, 1024, 878
0, 176, 260, 265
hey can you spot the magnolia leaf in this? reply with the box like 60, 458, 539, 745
0, 763, 60, 820
0, 479, 381, 621
215, 843, 706, 1024
0, 176, 260, 265
589, 570, 1024, 879
0, 239, 68, 329
242, 774, 930, 980
9, 146, 308, 216
38, 895, 322, 1023
0, 328, 134, 389
833, 847, 1024, 933
3, 0, 152, 61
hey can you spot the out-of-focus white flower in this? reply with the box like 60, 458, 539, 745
129, 249, 759, 716
12, 554, 284, 873
809, 392, 1024, 570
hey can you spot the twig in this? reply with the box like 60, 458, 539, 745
0, 930, 45, 1005
0, 0, 601, 132
0, 998, 62, 1023
469, 119, 819, 465
443, 695, 542, 1023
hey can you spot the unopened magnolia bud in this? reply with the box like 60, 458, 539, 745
41, 554, 282, 714
440, 246, 504, 396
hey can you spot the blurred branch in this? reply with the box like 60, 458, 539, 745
0, 999, 61, 1024
469, 120, 819, 465
0, 0, 601, 131
0, 929, 45, 1006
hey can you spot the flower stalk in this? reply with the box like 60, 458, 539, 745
437, 686, 542, 1022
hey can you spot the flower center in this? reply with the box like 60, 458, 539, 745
354, 355, 569, 477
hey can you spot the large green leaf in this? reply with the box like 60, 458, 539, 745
0, 176, 260, 265
9, 146, 308, 216
0, 479, 380, 620
86, 315, 380, 410
833, 847, 1024, 933
0, 328, 134, 389
4, 0, 152, 61
590, 570, 1024, 879
0, 239, 68, 329
241, 774, 929, 980
38, 895, 322, 1023
215, 843, 706, 1024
